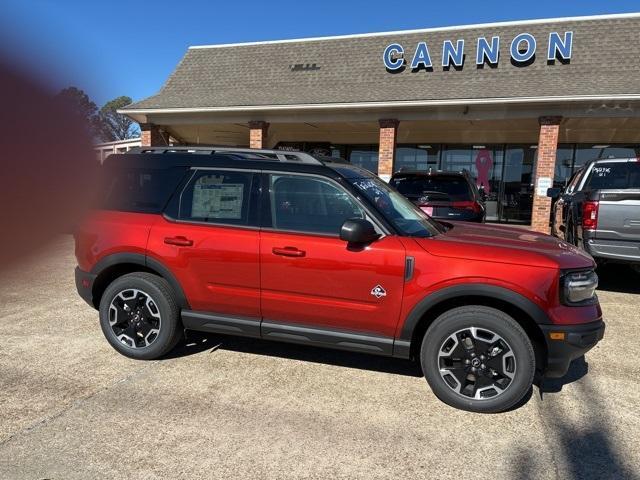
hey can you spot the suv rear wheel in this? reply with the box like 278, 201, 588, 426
99, 272, 183, 360
420, 306, 535, 413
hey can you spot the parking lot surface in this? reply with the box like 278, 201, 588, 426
1, 236, 639, 480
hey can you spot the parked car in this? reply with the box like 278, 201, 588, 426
389, 170, 486, 222
548, 158, 640, 271
75, 148, 604, 413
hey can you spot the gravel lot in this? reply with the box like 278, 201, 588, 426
1, 236, 639, 480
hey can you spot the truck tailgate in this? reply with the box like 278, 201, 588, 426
596, 190, 640, 242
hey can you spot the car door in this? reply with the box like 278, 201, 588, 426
147, 168, 262, 320
259, 172, 406, 342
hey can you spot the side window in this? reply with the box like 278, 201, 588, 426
178, 170, 256, 226
566, 171, 581, 193
268, 174, 365, 235
99, 166, 187, 213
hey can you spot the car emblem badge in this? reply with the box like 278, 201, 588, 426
370, 285, 387, 299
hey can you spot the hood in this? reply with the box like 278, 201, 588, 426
416, 221, 595, 270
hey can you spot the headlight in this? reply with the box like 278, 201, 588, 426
562, 270, 598, 305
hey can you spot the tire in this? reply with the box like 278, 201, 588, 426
99, 272, 183, 360
420, 306, 535, 413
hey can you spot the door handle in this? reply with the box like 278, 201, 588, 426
164, 236, 194, 247
272, 246, 305, 257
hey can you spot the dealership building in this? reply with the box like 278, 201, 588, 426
120, 13, 640, 232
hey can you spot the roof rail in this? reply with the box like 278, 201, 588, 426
127, 145, 323, 165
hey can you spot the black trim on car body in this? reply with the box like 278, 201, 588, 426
398, 283, 553, 344
539, 320, 605, 378
260, 320, 394, 355
89, 252, 190, 310
182, 310, 261, 338
180, 311, 395, 356
75, 266, 97, 307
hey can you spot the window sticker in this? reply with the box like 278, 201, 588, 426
191, 176, 244, 219
592, 167, 611, 177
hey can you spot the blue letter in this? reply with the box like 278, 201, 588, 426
442, 39, 465, 67
383, 43, 404, 70
510, 33, 536, 63
476, 36, 500, 65
411, 42, 433, 69
547, 31, 573, 61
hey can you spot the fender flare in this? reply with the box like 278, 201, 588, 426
398, 283, 551, 344
90, 253, 190, 309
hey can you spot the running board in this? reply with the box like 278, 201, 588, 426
181, 311, 261, 338
181, 310, 394, 356
261, 320, 393, 356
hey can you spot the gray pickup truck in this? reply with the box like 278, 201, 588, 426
548, 158, 640, 271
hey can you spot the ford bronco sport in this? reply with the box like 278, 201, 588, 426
75, 147, 605, 413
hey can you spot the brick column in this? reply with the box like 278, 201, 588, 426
378, 119, 399, 179
249, 121, 269, 149
140, 123, 167, 147
531, 116, 562, 234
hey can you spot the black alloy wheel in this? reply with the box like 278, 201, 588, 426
108, 288, 162, 349
421, 306, 535, 413
99, 273, 182, 360
437, 327, 516, 400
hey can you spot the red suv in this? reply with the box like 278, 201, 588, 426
75, 147, 604, 412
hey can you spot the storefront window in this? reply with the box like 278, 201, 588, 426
574, 144, 640, 170
347, 145, 379, 174
554, 144, 574, 187
282, 140, 640, 226
441, 145, 505, 221
503, 146, 535, 223
394, 145, 440, 172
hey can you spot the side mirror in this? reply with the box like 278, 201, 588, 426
546, 187, 561, 199
340, 219, 380, 245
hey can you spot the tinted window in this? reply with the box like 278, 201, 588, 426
178, 170, 255, 225
99, 166, 187, 213
269, 174, 364, 235
390, 175, 472, 201
585, 162, 640, 190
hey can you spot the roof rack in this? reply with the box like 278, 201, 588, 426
127, 146, 323, 165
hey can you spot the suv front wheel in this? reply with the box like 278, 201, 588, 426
421, 306, 535, 413
99, 272, 183, 360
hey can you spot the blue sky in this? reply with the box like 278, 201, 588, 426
0, 1, 638, 106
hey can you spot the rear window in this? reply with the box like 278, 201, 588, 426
390, 175, 472, 201
98, 166, 188, 213
585, 162, 640, 190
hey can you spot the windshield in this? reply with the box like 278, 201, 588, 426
349, 177, 444, 237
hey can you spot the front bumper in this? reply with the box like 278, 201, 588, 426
540, 320, 605, 378
75, 267, 97, 308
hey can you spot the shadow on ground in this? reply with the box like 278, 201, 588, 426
164, 330, 423, 377
512, 358, 635, 480
542, 378, 634, 479
539, 356, 589, 394
596, 263, 640, 294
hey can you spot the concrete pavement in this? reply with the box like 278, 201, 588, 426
0, 236, 638, 479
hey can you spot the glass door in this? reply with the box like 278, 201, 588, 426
500, 146, 536, 224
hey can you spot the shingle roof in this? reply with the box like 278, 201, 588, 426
123, 14, 640, 111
